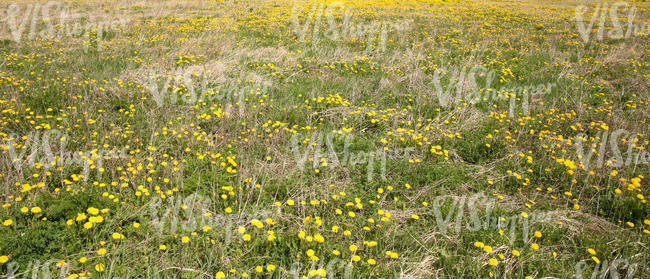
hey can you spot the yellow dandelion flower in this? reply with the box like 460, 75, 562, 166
87, 207, 99, 215
94, 263, 105, 272
483, 246, 493, 253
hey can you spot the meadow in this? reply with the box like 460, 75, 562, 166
0, 0, 649, 278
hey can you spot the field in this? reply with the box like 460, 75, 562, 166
0, 0, 649, 278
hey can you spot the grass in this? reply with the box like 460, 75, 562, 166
0, 0, 649, 278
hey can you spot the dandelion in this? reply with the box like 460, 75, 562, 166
87, 207, 99, 215
267, 231, 276, 241
385, 251, 398, 258
95, 263, 105, 272
251, 219, 264, 229
488, 258, 499, 266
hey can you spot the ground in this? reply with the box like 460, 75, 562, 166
0, 0, 649, 278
